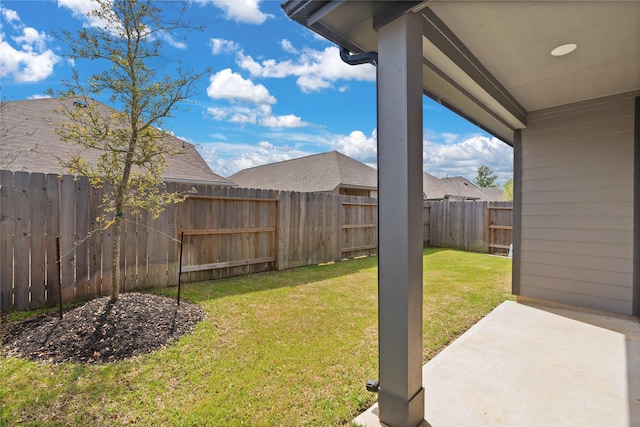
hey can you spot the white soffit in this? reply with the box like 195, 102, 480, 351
421, 35, 526, 131
429, 1, 640, 112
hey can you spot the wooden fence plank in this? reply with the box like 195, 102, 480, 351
166, 183, 179, 287
123, 212, 137, 292
0, 170, 14, 310
74, 176, 90, 302
87, 185, 102, 299
148, 209, 168, 288
101, 206, 113, 297
13, 172, 31, 310
45, 174, 61, 306
182, 256, 276, 273
181, 227, 277, 236
277, 190, 290, 270
210, 185, 224, 280
29, 173, 47, 309
422, 205, 430, 246
59, 175, 76, 303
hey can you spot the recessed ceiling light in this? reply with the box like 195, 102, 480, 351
551, 43, 577, 57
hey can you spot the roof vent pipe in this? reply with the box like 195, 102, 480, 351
339, 47, 378, 67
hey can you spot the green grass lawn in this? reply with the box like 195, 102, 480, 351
1, 248, 513, 426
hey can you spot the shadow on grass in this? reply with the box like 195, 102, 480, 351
154, 247, 453, 303
154, 254, 379, 303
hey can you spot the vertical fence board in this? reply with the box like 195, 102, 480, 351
422, 205, 430, 246
101, 209, 113, 297
29, 173, 47, 309
59, 175, 76, 303
121, 212, 135, 291
211, 186, 225, 280
149, 209, 168, 288
306, 192, 316, 265
137, 211, 151, 289
0, 170, 14, 310
45, 174, 61, 306
166, 184, 179, 286
278, 190, 290, 270
74, 176, 90, 302
13, 172, 30, 310
87, 185, 102, 299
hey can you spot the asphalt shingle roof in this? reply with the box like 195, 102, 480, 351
228, 150, 377, 193
423, 172, 503, 201
1, 98, 231, 185
227, 148, 503, 200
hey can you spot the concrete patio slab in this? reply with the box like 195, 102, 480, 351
354, 300, 640, 427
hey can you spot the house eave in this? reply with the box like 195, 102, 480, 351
281, 0, 525, 145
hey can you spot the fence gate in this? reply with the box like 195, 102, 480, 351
488, 202, 513, 255
340, 198, 378, 258
178, 188, 279, 282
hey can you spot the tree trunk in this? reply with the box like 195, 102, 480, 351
111, 215, 122, 301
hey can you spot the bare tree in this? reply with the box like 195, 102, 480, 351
51, 0, 208, 301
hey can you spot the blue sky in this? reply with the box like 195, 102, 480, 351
1, 0, 513, 185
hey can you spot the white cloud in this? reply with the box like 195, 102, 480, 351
198, 141, 309, 177
157, 31, 187, 49
260, 114, 307, 128
57, 0, 99, 16
206, 103, 308, 129
257, 105, 308, 128
195, 0, 272, 25
13, 27, 47, 51
206, 106, 230, 121
237, 45, 376, 93
0, 12, 61, 83
332, 130, 377, 164
280, 39, 298, 54
2, 8, 20, 23
210, 37, 240, 55
423, 135, 513, 185
58, 0, 184, 47
57, 0, 107, 28
206, 69, 308, 128
207, 68, 276, 104
27, 94, 53, 99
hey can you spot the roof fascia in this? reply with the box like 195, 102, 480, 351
422, 8, 527, 128
283, 1, 367, 54
372, 1, 426, 30
422, 57, 515, 146
164, 177, 235, 186
337, 184, 377, 191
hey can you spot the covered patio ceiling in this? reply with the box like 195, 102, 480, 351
282, 1, 640, 145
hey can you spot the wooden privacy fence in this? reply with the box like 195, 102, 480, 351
425, 200, 513, 254
0, 170, 512, 311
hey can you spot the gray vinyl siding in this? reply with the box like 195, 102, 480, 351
519, 91, 638, 315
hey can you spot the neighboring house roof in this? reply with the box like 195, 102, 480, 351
0, 98, 232, 185
479, 186, 505, 201
228, 150, 377, 193
422, 172, 503, 201
229, 152, 504, 200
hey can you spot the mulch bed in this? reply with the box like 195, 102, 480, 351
1, 293, 205, 364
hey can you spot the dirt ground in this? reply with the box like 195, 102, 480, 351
1, 293, 204, 364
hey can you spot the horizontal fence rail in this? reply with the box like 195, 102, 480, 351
1, 170, 512, 311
